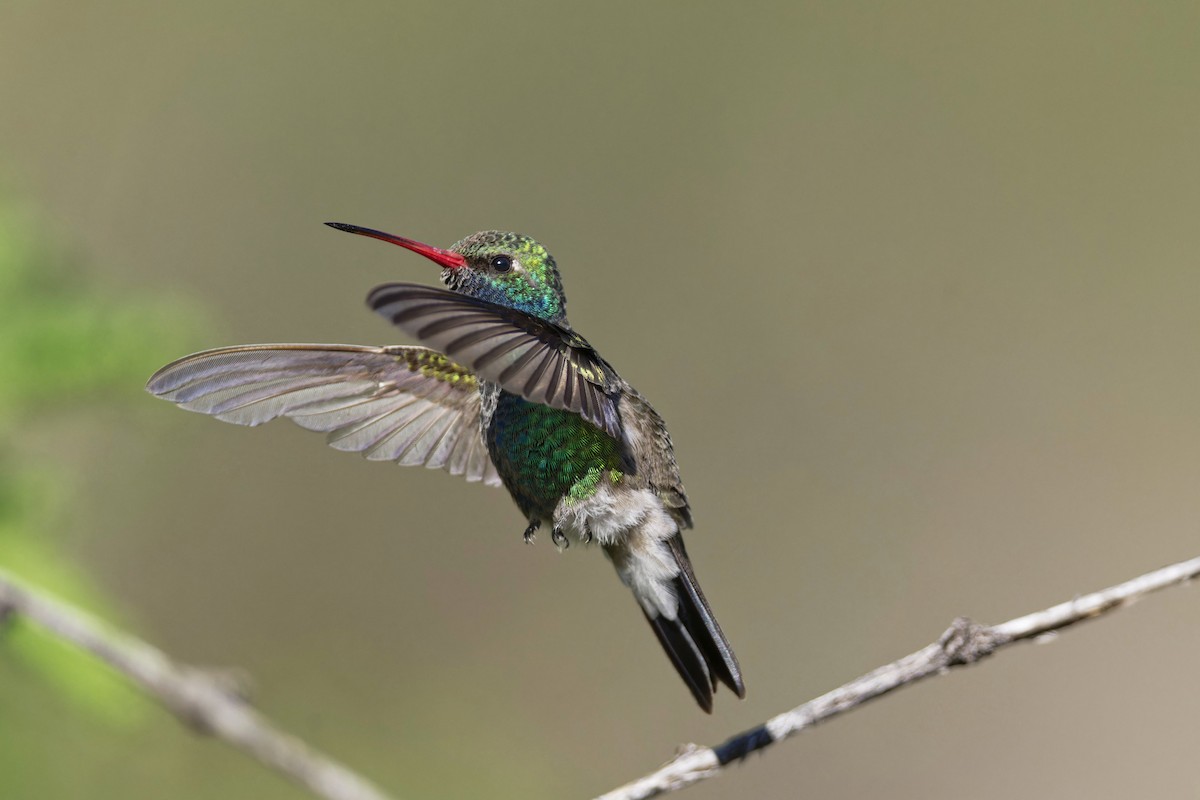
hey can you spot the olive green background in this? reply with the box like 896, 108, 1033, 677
2, 2, 1199, 798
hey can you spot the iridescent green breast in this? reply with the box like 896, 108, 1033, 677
486, 389, 626, 520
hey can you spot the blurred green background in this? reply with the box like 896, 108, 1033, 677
2, 2, 1199, 798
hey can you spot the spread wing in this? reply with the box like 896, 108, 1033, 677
367, 284, 624, 440
145, 344, 501, 485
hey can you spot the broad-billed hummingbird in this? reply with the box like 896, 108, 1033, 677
147, 223, 745, 712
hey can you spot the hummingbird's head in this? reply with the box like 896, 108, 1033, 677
326, 223, 568, 325
444, 231, 566, 323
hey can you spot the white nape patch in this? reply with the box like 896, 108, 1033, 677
555, 485, 682, 619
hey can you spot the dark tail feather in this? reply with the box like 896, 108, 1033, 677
634, 533, 745, 713
608, 528, 745, 713
641, 607, 716, 713
672, 534, 744, 705
665, 534, 745, 700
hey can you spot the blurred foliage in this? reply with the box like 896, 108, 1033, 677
0, 198, 204, 728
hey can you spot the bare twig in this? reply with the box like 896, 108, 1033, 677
0, 567, 397, 800
597, 555, 1200, 800
6, 554, 1197, 800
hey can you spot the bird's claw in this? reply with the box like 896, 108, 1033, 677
551, 527, 569, 549
522, 521, 540, 545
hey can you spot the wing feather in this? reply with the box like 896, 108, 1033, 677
146, 344, 501, 486
367, 284, 624, 439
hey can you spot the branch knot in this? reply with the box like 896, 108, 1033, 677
938, 617, 998, 665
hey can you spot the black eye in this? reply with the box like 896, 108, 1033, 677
489, 255, 512, 273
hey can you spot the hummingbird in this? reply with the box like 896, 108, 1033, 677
146, 223, 745, 712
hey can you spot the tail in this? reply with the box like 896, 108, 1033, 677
605, 529, 745, 713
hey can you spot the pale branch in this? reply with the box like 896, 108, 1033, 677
596, 554, 1200, 800
5, 556, 1198, 800
0, 567, 398, 800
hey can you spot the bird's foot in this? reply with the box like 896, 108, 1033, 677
582, 523, 593, 545
522, 520, 540, 545
551, 527, 569, 549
